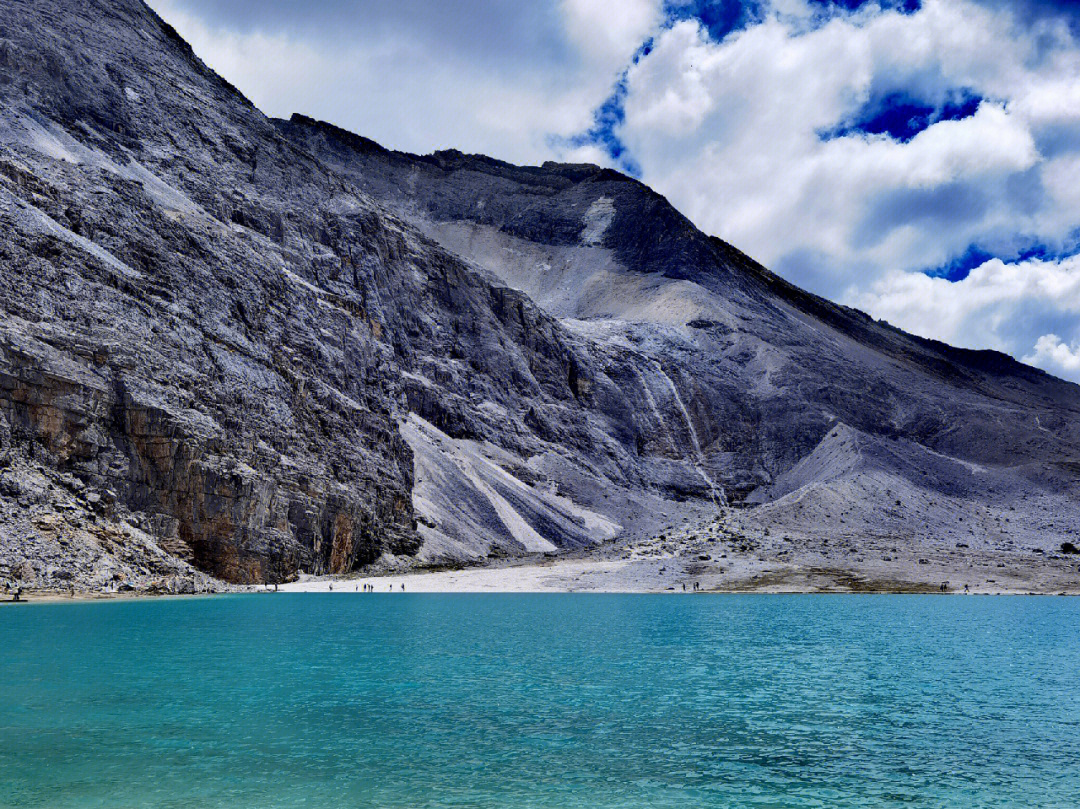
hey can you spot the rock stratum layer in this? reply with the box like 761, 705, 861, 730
1, 0, 1077, 594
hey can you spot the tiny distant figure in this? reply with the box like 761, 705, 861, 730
389, 584, 392, 591
401, 583, 405, 592
274, 583, 278, 592
682, 583, 686, 592
329, 583, 333, 591
940, 581, 948, 593
964, 584, 970, 593
355, 585, 358, 592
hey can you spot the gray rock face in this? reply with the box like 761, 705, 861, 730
280, 114, 1080, 466
0, 0, 420, 585
1, 0, 1078, 592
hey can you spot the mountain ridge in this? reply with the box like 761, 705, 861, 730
282, 112, 1071, 396
1, 0, 1077, 595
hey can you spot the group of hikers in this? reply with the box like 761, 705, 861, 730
353, 583, 395, 592
268, 581, 407, 593
326, 582, 404, 592
359, 582, 404, 592
1, 578, 23, 601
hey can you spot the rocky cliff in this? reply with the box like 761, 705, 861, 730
1, 0, 1077, 594
279, 114, 1080, 568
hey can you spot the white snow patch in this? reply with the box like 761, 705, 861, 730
579, 196, 615, 246
11, 116, 201, 216
0, 188, 142, 280
401, 414, 620, 560
21, 120, 81, 163
279, 266, 323, 295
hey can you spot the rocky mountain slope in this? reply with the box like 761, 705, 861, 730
1, 0, 1077, 594
279, 116, 1080, 572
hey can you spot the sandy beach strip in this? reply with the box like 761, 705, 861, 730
9, 549, 1078, 600
276, 558, 647, 594
273, 552, 1080, 595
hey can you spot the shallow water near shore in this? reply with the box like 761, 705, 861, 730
3, 594, 1079, 808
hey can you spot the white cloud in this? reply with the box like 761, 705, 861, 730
561, 0, 661, 68
149, 0, 664, 164
850, 254, 1080, 380
619, 0, 1065, 284
1024, 334, 1080, 375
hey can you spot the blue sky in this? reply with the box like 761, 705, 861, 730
151, 0, 1080, 382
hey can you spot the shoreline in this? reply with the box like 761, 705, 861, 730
7, 584, 1078, 603
0, 590, 230, 605
8, 550, 1079, 601
274, 556, 1080, 596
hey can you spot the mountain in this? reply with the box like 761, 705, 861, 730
1, 0, 1077, 594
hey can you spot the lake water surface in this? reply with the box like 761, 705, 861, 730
3, 594, 1079, 808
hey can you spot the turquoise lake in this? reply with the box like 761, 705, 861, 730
2, 594, 1079, 808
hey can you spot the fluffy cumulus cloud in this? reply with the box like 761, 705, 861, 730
850, 254, 1080, 356
149, 0, 1080, 382
147, 0, 660, 164
1025, 334, 1080, 376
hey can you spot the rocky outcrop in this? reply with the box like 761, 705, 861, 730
0, 0, 422, 586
